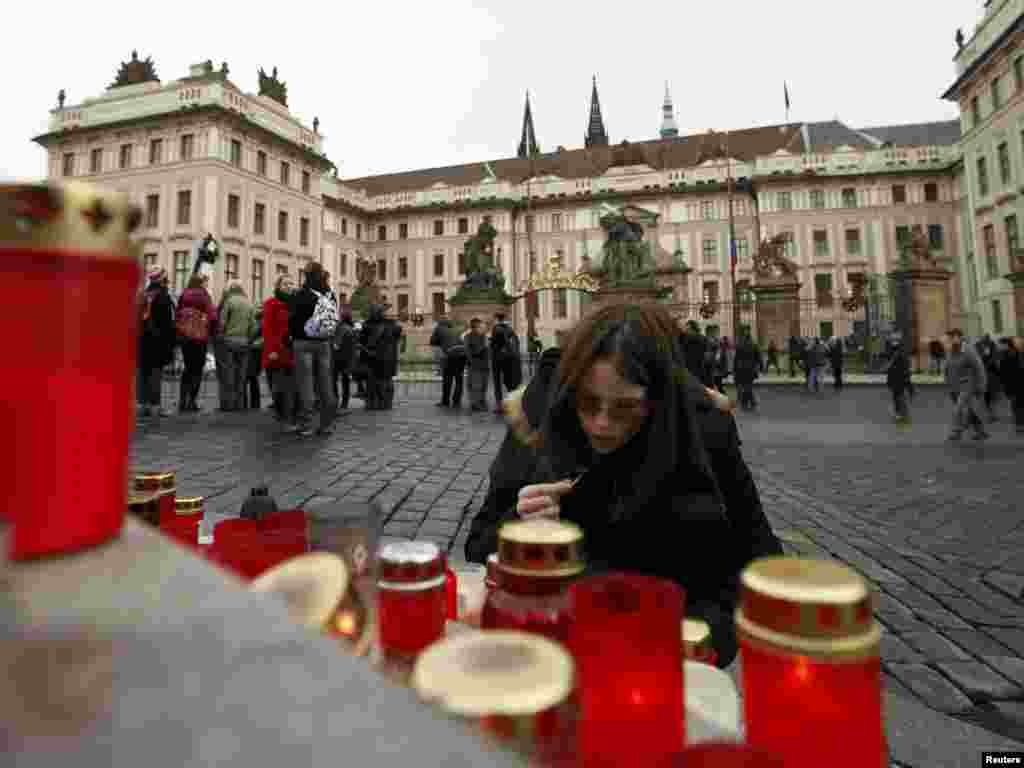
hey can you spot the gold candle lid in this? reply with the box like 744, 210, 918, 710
174, 496, 204, 513
249, 553, 350, 632
736, 556, 880, 658
682, 618, 713, 658
127, 489, 162, 506
497, 518, 584, 578
0, 182, 142, 260
135, 471, 176, 492
412, 630, 573, 718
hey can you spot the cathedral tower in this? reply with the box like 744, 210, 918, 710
584, 76, 609, 148
517, 91, 540, 158
660, 81, 679, 139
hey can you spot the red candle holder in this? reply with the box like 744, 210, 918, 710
213, 518, 307, 580
568, 572, 685, 768
161, 496, 203, 548
674, 743, 786, 767
2, 183, 142, 559
737, 556, 885, 768
441, 554, 458, 621
682, 618, 718, 667
134, 471, 176, 525
377, 541, 447, 661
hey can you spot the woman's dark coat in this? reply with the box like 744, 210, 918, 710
139, 284, 176, 369
464, 349, 783, 668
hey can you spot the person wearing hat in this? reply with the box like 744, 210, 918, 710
137, 267, 176, 418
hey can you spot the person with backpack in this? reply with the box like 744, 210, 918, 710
262, 273, 298, 431
288, 262, 338, 436
332, 308, 358, 413
489, 313, 521, 412
218, 282, 257, 412
465, 317, 491, 412
175, 273, 218, 413
431, 316, 468, 408
138, 267, 176, 418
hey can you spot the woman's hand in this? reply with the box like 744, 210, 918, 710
516, 479, 576, 520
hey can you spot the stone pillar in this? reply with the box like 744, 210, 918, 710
752, 283, 802, 351
889, 267, 953, 371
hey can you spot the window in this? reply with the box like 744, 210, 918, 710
810, 189, 825, 209
275, 264, 289, 277
813, 229, 829, 257
120, 144, 132, 169
895, 225, 911, 256
280, 162, 290, 186
356, 222, 362, 240
230, 140, 241, 168
845, 228, 861, 255
1005, 214, 1019, 267
173, 252, 190, 294
777, 192, 792, 210
341, 218, 348, 236
892, 185, 906, 204
302, 171, 310, 195
257, 151, 267, 176
525, 215, 535, 232
143, 253, 158, 273
225, 253, 239, 281
177, 190, 191, 226
702, 281, 719, 304
399, 222, 408, 239
972, 96, 981, 127
397, 294, 410, 317
458, 217, 469, 234
227, 194, 240, 228
841, 187, 857, 208
180, 134, 194, 161
254, 203, 265, 235
458, 252, 466, 274
999, 142, 1012, 185
433, 253, 445, 277
147, 138, 161, 166
145, 194, 159, 228
529, 251, 537, 274
483, 214, 493, 226
90, 148, 102, 174
924, 182, 939, 202
339, 252, 348, 275
992, 76, 1002, 111
278, 211, 288, 242
377, 258, 387, 282
378, 225, 387, 242
819, 321, 834, 339
300, 217, 310, 247
553, 288, 568, 319
814, 273, 833, 307
978, 155, 990, 196
1016, 57, 1024, 93
781, 232, 795, 260
251, 259, 265, 302
399, 257, 408, 279
552, 212, 562, 231
701, 201, 714, 220
992, 299, 1005, 334
984, 224, 998, 278
928, 224, 944, 251
434, 219, 444, 236
61, 152, 74, 177
735, 238, 750, 262
432, 292, 446, 317
967, 253, 980, 301
702, 237, 718, 266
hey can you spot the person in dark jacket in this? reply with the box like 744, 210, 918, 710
999, 337, 1024, 434
175, 273, 218, 413
288, 263, 337, 436
733, 329, 761, 411
332, 309, 358, 412
465, 318, 491, 411
262, 274, 298, 431
430, 317, 468, 407
490, 313, 521, 412
886, 340, 912, 423
765, 339, 781, 375
464, 304, 783, 669
828, 337, 844, 391
138, 267, 176, 418
680, 321, 712, 388
359, 304, 402, 410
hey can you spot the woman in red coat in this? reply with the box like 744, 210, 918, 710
262, 274, 298, 430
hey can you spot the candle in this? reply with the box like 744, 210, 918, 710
682, 618, 718, 666
162, 496, 204, 547
3, 182, 141, 558
441, 553, 458, 621
127, 488, 162, 527
376, 541, 447, 662
569, 572, 685, 768
737, 556, 884, 768
134, 471, 176, 525
411, 630, 574, 763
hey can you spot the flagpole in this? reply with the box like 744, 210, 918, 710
727, 131, 739, 340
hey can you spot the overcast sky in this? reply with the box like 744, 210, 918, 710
2, 1, 987, 183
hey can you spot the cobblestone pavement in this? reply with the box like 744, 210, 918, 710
132, 381, 1024, 760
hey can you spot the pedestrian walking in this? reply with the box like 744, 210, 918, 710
945, 328, 989, 441
489, 313, 522, 412
886, 340, 912, 423
289, 262, 338, 436
999, 336, 1024, 434
787, 335, 802, 378
137, 267, 176, 418
765, 339, 781, 375
430, 316, 467, 408
262, 274, 298, 431
218, 282, 257, 412
175, 273, 217, 413
733, 329, 761, 411
977, 335, 1003, 421
828, 336, 844, 391
466, 317, 491, 411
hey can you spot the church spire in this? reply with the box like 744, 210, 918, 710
517, 91, 540, 159
660, 81, 679, 139
585, 75, 609, 148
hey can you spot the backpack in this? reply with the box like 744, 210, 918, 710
303, 289, 339, 339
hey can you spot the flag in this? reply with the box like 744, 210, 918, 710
784, 82, 791, 112
730, 238, 738, 271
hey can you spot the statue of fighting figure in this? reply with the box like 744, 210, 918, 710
461, 221, 505, 293
592, 206, 658, 287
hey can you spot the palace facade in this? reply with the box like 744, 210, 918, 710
34, 40, 1010, 344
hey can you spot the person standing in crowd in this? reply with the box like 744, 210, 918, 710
946, 328, 989, 441
929, 338, 946, 376
262, 274, 297, 432
786, 335, 802, 379
288, 262, 338, 436
998, 337, 1024, 434
359, 304, 397, 411
175, 273, 217, 413
765, 339, 781, 375
431, 316, 468, 408
244, 309, 264, 409
375, 306, 403, 410
828, 336, 844, 391
138, 267, 176, 418
681, 321, 713, 388
218, 282, 257, 412
733, 328, 761, 411
489, 312, 521, 413
977, 334, 1003, 421
466, 317, 491, 412
332, 308, 358, 413
807, 337, 826, 393
886, 339, 913, 424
